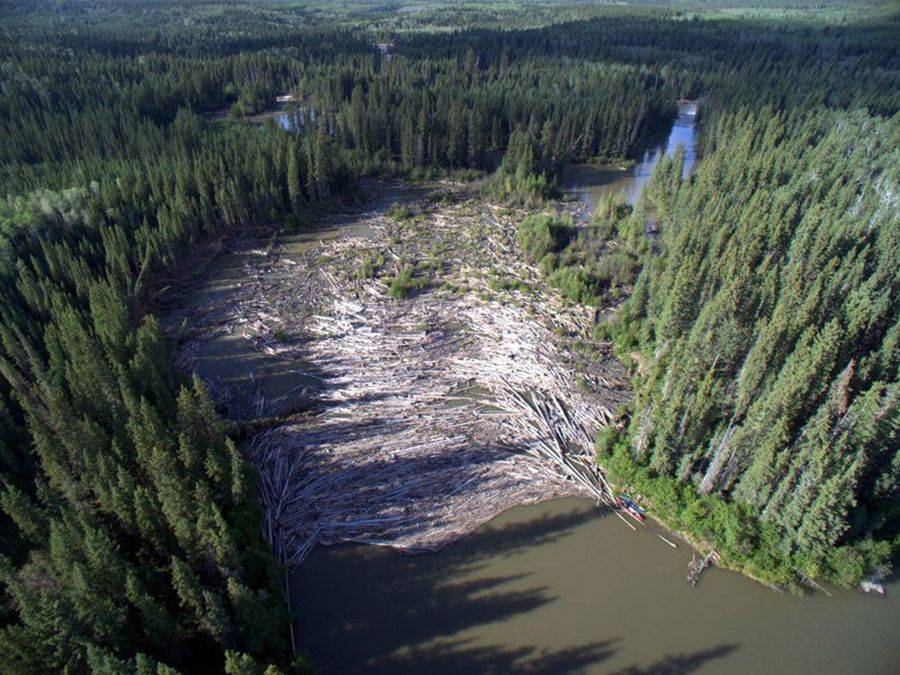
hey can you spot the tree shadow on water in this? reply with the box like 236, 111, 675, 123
368, 637, 619, 675
367, 641, 738, 675
293, 504, 615, 674
292, 468, 736, 675
293, 481, 741, 675
611, 644, 739, 675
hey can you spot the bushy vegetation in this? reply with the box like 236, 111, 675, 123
598, 429, 895, 589
387, 264, 429, 299
387, 202, 414, 222
0, 4, 359, 672
518, 210, 640, 307
0, 1, 897, 669
516, 214, 573, 262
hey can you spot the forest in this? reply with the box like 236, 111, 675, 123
0, 0, 897, 673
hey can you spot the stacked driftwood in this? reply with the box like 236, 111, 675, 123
174, 185, 630, 565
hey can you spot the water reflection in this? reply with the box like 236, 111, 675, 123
561, 101, 698, 210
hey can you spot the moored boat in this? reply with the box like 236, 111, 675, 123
620, 494, 646, 514
616, 496, 646, 522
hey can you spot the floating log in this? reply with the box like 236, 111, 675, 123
169, 185, 631, 566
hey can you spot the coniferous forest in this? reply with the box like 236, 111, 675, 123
0, 1, 897, 673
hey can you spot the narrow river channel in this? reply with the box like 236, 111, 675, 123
561, 100, 697, 208
287, 104, 900, 674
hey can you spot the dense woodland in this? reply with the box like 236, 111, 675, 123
0, 1, 897, 673
598, 105, 899, 586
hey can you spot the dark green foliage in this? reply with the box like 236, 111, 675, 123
518, 212, 639, 307
388, 265, 429, 300
0, 2, 897, 665
387, 203, 414, 223
0, 5, 359, 672
546, 267, 601, 306
516, 214, 573, 262
486, 127, 559, 204
603, 106, 899, 585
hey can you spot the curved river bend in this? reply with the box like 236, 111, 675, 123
289, 103, 900, 674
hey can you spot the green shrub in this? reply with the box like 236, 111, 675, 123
388, 264, 428, 299
547, 265, 601, 305
593, 252, 637, 289
387, 202, 413, 222
356, 255, 376, 280
516, 214, 573, 261
487, 272, 529, 293
595, 430, 893, 588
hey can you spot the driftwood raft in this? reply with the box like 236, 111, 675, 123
170, 184, 631, 566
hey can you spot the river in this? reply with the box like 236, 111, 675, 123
178, 104, 899, 674
292, 498, 900, 674
286, 103, 900, 674
560, 100, 698, 209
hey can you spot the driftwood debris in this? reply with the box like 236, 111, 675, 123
687, 549, 721, 586
171, 184, 631, 565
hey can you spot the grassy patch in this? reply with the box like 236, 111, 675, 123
516, 213, 574, 261
356, 254, 377, 280
388, 202, 414, 222
387, 264, 429, 299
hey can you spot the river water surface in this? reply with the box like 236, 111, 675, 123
561, 101, 698, 209
293, 498, 900, 674
183, 104, 899, 674
287, 104, 900, 674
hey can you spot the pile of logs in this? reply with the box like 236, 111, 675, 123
172, 184, 631, 565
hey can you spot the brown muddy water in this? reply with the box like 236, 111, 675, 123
291, 497, 900, 674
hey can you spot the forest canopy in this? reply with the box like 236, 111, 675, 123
0, 0, 897, 672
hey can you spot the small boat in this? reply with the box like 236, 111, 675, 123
616, 497, 645, 522
625, 506, 645, 522
620, 494, 646, 514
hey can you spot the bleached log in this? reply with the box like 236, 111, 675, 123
172, 185, 631, 566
